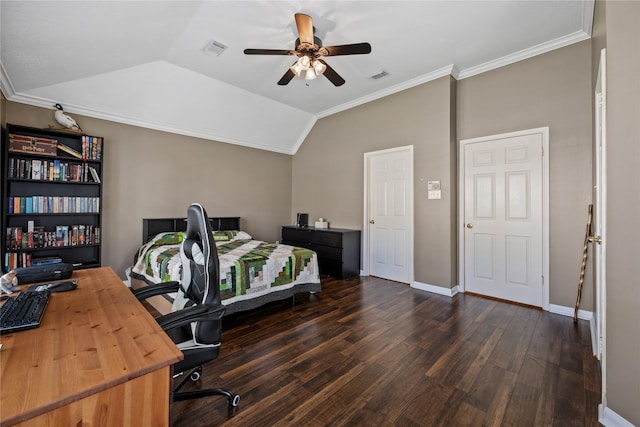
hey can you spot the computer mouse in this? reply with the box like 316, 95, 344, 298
46, 280, 78, 292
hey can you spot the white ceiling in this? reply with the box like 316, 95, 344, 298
0, 1, 593, 154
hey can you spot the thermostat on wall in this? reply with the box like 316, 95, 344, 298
428, 180, 442, 200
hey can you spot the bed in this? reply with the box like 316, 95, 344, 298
128, 217, 321, 316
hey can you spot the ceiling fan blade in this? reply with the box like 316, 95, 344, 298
244, 48, 296, 56
320, 43, 372, 56
295, 13, 314, 44
318, 60, 345, 86
277, 67, 296, 86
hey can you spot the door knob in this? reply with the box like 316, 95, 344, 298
588, 235, 602, 244
369, 219, 375, 224
466, 223, 473, 229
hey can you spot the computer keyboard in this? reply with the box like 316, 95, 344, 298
0, 290, 51, 334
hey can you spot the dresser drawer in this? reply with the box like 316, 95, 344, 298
312, 245, 342, 260
282, 227, 311, 243
310, 231, 343, 248
318, 259, 343, 278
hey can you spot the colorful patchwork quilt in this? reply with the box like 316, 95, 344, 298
130, 230, 320, 305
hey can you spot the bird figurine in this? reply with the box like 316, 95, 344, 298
54, 103, 83, 132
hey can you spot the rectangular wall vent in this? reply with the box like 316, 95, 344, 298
204, 40, 228, 56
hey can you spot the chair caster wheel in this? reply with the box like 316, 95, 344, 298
190, 367, 202, 381
230, 394, 240, 408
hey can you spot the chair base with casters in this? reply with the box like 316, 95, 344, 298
173, 366, 240, 407
133, 281, 241, 411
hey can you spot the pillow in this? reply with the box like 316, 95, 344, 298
152, 231, 186, 246
212, 230, 253, 242
233, 231, 253, 241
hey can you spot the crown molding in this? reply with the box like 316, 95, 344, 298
316, 26, 591, 118
290, 116, 317, 155
457, 30, 591, 80
0, 61, 16, 100
2, 90, 297, 155
316, 64, 455, 119
581, 0, 595, 37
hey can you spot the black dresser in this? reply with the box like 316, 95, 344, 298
282, 226, 361, 279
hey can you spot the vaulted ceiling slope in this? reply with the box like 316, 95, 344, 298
0, 1, 593, 154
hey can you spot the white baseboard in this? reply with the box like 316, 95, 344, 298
411, 281, 459, 297
548, 304, 593, 321
599, 404, 636, 427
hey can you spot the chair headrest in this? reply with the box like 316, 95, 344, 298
179, 203, 220, 307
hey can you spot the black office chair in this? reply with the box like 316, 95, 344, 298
134, 203, 240, 409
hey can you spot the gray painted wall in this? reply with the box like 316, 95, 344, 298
292, 76, 457, 287
293, 41, 593, 310
5, 101, 293, 279
595, 0, 640, 424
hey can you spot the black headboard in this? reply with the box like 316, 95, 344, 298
142, 217, 240, 244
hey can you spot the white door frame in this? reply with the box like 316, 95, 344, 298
458, 127, 550, 310
363, 145, 414, 282
594, 47, 608, 418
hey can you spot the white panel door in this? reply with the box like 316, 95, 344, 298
366, 147, 413, 283
464, 133, 544, 306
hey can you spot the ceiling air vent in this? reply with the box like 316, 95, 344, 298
369, 70, 390, 80
204, 40, 228, 56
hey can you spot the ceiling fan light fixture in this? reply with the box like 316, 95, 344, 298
312, 59, 326, 75
305, 68, 317, 80
298, 55, 311, 70
290, 62, 304, 77
291, 55, 319, 80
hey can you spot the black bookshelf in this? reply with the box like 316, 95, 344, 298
1, 124, 104, 272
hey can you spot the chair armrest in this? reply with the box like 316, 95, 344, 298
132, 281, 179, 301
157, 304, 225, 332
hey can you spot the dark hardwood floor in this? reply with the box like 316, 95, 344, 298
169, 276, 601, 426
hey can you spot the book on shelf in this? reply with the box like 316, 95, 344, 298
31, 256, 63, 266
7, 196, 99, 214
53, 159, 60, 180
82, 135, 103, 161
78, 224, 86, 245
71, 225, 78, 246
89, 166, 101, 183
6, 227, 22, 250
56, 225, 68, 247
11, 159, 95, 183
4, 252, 33, 271
57, 142, 83, 159
31, 159, 42, 180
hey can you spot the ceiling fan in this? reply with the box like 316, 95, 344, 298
244, 13, 371, 86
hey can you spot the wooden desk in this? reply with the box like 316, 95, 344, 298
0, 267, 183, 426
